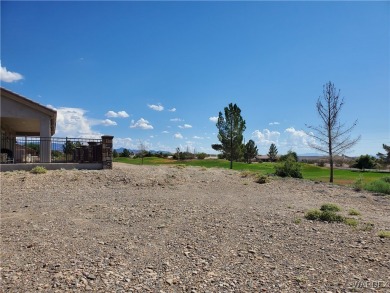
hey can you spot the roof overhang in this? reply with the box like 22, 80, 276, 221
1, 87, 57, 136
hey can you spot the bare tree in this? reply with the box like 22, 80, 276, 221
306, 81, 360, 182
138, 140, 148, 165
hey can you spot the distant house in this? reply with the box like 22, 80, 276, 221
1, 87, 57, 163
255, 155, 271, 162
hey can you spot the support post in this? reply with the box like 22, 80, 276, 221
101, 135, 114, 169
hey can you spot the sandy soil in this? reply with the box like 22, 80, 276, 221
1, 162, 389, 292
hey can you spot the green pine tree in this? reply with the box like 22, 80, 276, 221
212, 103, 246, 169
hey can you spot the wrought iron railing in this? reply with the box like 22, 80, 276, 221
0, 136, 103, 164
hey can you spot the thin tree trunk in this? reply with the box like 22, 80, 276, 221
329, 155, 334, 183
230, 115, 233, 169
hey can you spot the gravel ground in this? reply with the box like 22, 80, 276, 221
1, 162, 389, 292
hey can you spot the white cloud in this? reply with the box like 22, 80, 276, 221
193, 136, 204, 139
162, 130, 170, 134
178, 124, 192, 129
148, 104, 164, 111
269, 122, 280, 126
252, 129, 281, 146
118, 111, 129, 118
170, 118, 183, 122
105, 110, 129, 118
113, 137, 135, 149
174, 133, 183, 139
284, 127, 315, 148
49, 106, 102, 138
209, 116, 218, 123
130, 118, 154, 130
168, 108, 176, 112
101, 119, 117, 126
0, 64, 23, 82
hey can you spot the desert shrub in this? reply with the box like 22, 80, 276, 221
364, 179, 390, 195
256, 175, 270, 184
348, 208, 361, 216
319, 211, 345, 222
305, 208, 345, 223
378, 231, 390, 238
344, 218, 359, 227
360, 222, 374, 231
293, 218, 302, 224
353, 176, 364, 192
381, 177, 390, 183
240, 171, 252, 178
320, 203, 341, 212
274, 158, 302, 178
304, 209, 322, 220
173, 164, 186, 169
30, 166, 47, 174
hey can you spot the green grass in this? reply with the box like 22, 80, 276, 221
114, 157, 173, 165
113, 157, 388, 186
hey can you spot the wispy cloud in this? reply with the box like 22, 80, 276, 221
193, 136, 204, 139
209, 116, 218, 123
170, 118, 183, 122
148, 103, 164, 111
101, 119, 117, 126
0, 63, 23, 83
130, 118, 154, 130
178, 124, 192, 129
105, 110, 129, 118
174, 133, 183, 139
162, 130, 170, 134
168, 108, 176, 112
269, 121, 280, 126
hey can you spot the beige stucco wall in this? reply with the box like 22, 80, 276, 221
1, 95, 48, 121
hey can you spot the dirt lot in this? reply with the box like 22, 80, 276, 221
1, 163, 389, 292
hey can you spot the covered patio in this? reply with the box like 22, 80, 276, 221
1, 88, 114, 171
1, 87, 57, 163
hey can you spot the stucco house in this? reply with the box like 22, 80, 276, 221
1, 87, 57, 163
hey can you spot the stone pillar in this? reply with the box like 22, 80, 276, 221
40, 117, 51, 163
101, 135, 114, 169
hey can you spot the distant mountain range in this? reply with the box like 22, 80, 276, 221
114, 148, 361, 159
114, 148, 172, 155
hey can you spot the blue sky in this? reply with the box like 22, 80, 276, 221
1, 1, 389, 155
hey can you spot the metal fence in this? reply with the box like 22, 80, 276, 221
0, 136, 103, 164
